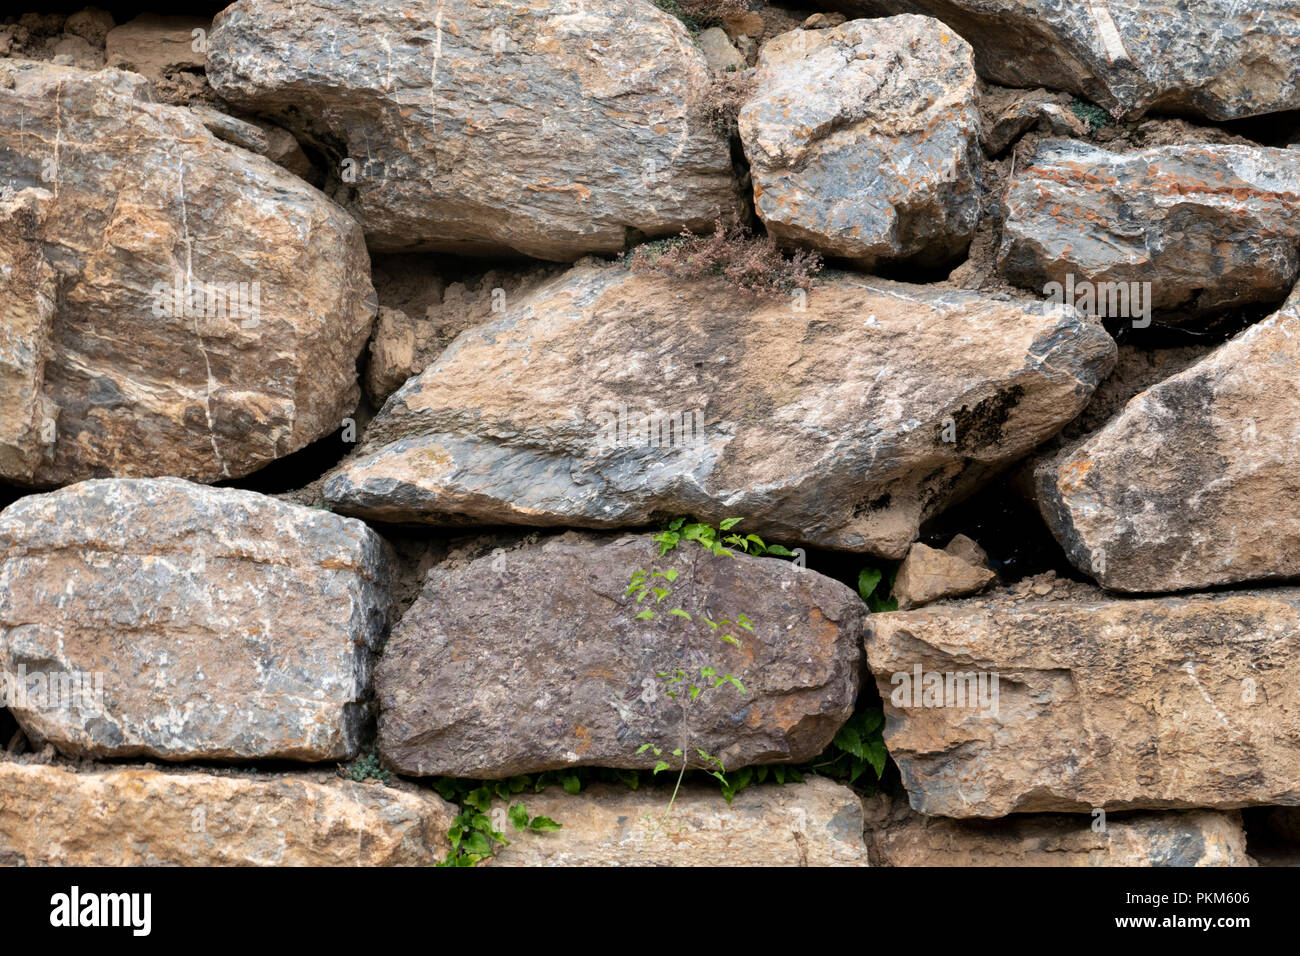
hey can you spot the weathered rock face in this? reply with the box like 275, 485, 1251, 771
0, 190, 56, 479
104, 14, 209, 81
978, 85, 1078, 156
489, 778, 869, 866
892, 536, 995, 609
0, 479, 393, 762
1037, 289, 1300, 593
864, 794, 1252, 866
739, 16, 981, 269
0, 61, 375, 485
0, 761, 455, 866
206, 0, 744, 260
866, 586, 1300, 817
1009, 342, 1213, 503
999, 140, 1300, 323
363, 262, 561, 408
377, 533, 864, 778
325, 261, 1116, 557
819, 0, 1300, 121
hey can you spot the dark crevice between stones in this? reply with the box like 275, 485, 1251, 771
1105, 302, 1276, 349
0, 708, 25, 754
216, 422, 362, 496
1240, 807, 1300, 867
916, 473, 1078, 583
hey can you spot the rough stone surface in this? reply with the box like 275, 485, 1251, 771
864, 793, 1252, 866
0, 190, 56, 479
892, 537, 995, 609
377, 533, 864, 778
207, 0, 744, 260
364, 262, 561, 408
489, 777, 869, 866
1009, 342, 1212, 504
326, 260, 1115, 557
104, 14, 209, 80
0, 479, 393, 762
1037, 288, 1300, 593
979, 86, 1074, 156
65, 8, 116, 48
821, 0, 1300, 121
0, 62, 375, 485
866, 585, 1300, 817
698, 27, 745, 72
999, 140, 1300, 322
739, 16, 981, 269
0, 760, 454, 866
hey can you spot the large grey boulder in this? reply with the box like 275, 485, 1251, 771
325, 260, 1116, 557
866, 584, 1300, 817
738, 15, 982, 269
1036, 288, 1300, 593
999, 140, 1300, 323
206, 0, 744, 260
818, 1, 1300, 121
0, 479, 394, 762
0, 61, 375, 486
376, 533, 864, 778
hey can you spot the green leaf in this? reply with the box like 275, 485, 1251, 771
857, 567, 882, 601
663, 569, 678, 582
833, 725, 867, 760
562, 774, 581, 795
529, 815, 562, 832
508, 802, 530, 831
869, 594, 898, 614
668, 608, 692, 620
653, 761, 670, 775
720, 634, 740, 646
466, 786, 492, 812
764, 544, 794, 557
719, 517, 743, 531
634, 609, 654, 620
462, 831, 493, 856
635, 743, 653, 755
667, 517, 686, 531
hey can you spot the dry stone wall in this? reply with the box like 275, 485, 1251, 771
1, 1, 1298, 869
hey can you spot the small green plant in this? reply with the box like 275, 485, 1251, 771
629, 515, 800, 817
857, 565, 897, 613
431, 776, 562, 867
1069, 97, 1112, 134
807, 705, 888, 786
653, 515, 795, 558
340, 749, 390, 785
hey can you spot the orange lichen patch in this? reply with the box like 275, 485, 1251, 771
573, 724, 593, 756
1058, 458, 1094, 494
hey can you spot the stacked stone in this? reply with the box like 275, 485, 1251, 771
3, 0, 1299, 866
